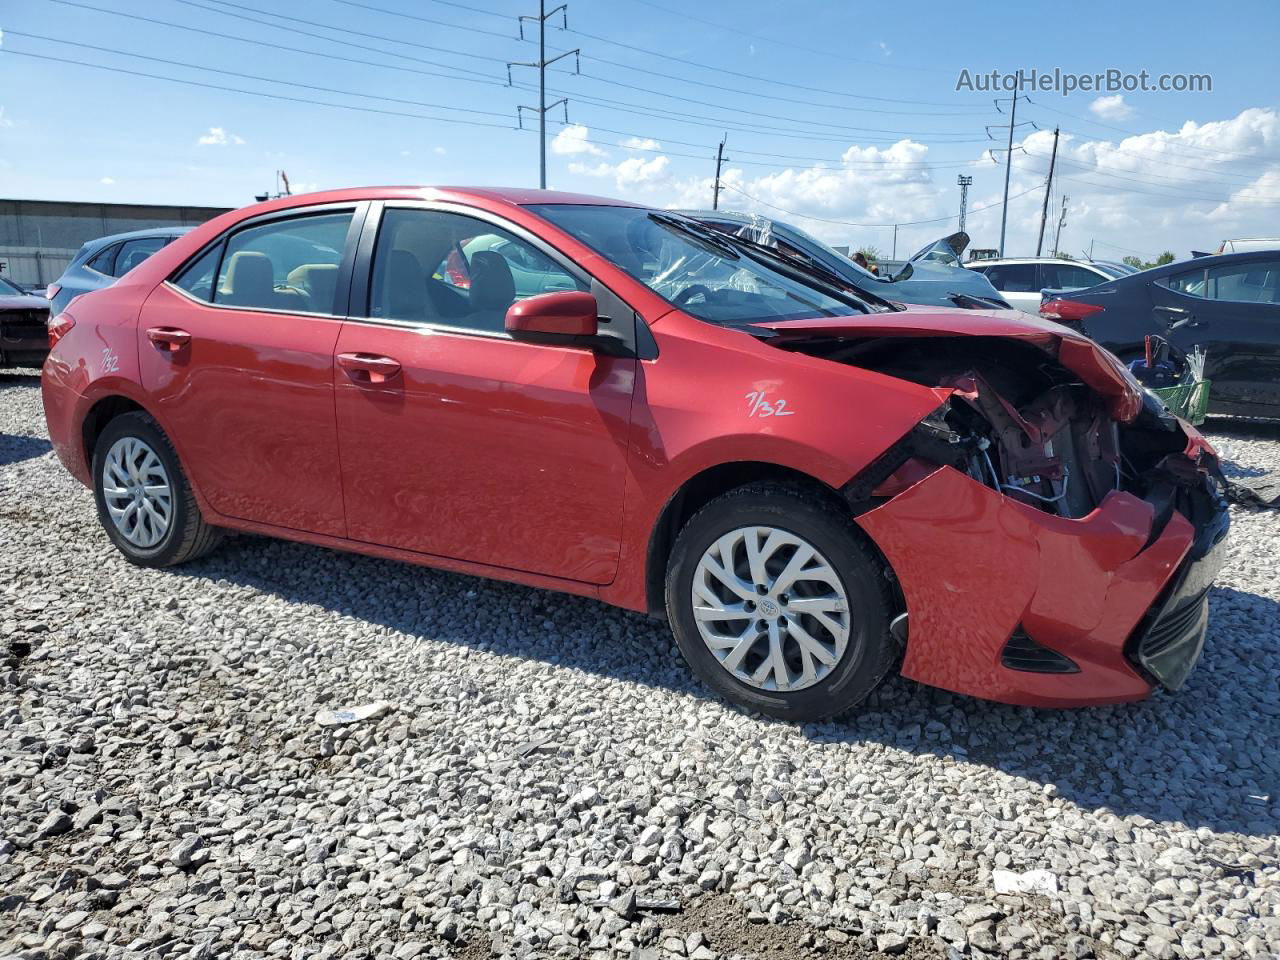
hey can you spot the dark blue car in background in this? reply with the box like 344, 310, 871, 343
1041, 250, 1280, 419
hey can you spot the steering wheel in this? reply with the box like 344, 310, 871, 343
673, 284, 712, 306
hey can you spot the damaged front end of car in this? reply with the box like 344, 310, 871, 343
761, 316, 1230, 707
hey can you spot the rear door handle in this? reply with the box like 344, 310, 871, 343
337, 352, 402, 384
146, 327, 191, 352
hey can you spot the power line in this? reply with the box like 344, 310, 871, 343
316, 0, 984, 107
4, 31, 517, 121
629, 0, 953, 76
719, 181, 1043, 228
0, 48, 519, 131
181, 0, 996, 138
1019, 148, 1280, 202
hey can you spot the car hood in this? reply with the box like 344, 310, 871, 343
751, 307, 1144, 422
0, 293, 51, 311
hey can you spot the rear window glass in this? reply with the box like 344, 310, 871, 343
212, 212, 353, 314
173, 244, 223, 303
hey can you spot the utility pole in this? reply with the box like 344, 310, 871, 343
988, 94, 1034, 258
712, 135, 727, 209
1053, 195, 1069, 256
956, 175, 972, 232
508, 2, 579, 189
892, 224, 898, 259
1036, 127, 1059, 257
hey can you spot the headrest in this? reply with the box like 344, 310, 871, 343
221, 251, 275, 305
468, 251, 515, 312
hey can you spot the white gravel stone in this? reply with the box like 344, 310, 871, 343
1, 370, 1278, 960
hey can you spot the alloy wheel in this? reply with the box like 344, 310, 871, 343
691, 526, 851, 692
101, 436, 173, 549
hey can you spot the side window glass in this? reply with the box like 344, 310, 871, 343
87, 244, 119, 276
213, 211, 353, 314
1204, 260, 1280, 304
987, 264, 1037, 292
173, 244, 223, 302
370, 209, 586, 332
1161, 268, 1206, 298
115, 237, 167, 277
1047, 264, 1102, 289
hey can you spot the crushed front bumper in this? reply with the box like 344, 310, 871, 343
856, 464, 1229, 707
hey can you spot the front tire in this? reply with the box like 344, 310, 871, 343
91, 411, 221, 567
665, 482, 895, 722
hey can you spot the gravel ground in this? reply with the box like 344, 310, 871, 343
2, 367, 1278, 960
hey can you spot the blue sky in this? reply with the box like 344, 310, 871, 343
1, 0, 1277, 260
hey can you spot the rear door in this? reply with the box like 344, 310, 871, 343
1152, 256, 1280, 414
138, 204, 365, 536
332, 201, 636, 584
982, 262, 1041, 311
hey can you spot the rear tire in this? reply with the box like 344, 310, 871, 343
665, 482, 895, 721
91, 411, 221, 567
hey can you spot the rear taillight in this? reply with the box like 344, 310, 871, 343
48, 312, 75, 347
1041, 298, 1105, 322
444, 249, 471, 289
45, 283, 62, 300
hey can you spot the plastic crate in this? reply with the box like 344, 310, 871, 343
1150, 378, 1211, 426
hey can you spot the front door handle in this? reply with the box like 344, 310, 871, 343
337, 352, 402, 384
146, 327, 191, 352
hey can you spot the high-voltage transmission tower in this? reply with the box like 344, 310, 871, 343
508, 2, 580, 188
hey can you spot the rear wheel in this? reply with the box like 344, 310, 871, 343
665, 482, 895, 721
91, 412, 221, 567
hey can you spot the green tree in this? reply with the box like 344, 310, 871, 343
855, 245, 881, 262
1121, 251, 1176, 270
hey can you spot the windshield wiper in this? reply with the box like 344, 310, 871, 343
718, 232, 898, 312
647, 212, 740, 259
947, 291, 1007, 310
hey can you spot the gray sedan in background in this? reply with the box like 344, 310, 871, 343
46, 226, 192, 315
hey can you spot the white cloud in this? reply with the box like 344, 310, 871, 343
551, 124, 605, 157
1089, 95, 1133, 121
547, 108, 1280, 259
879, 40, 892, 57
0, 106, 12, 129
433, 146, 447, 156
620, 136, 661, 151
400, 149, 411, 157
99, 177, 115, 185
197, 126, 246, 146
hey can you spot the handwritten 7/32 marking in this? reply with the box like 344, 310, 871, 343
744, 391, 795, 418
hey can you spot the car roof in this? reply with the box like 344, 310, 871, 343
968, 257, 1101, 266
244, 185, 644, 209
89, 225, 195, 245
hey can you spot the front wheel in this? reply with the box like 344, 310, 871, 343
91, 411, 221, 567
665, 482, 896, 722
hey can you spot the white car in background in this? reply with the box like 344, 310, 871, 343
1217, 238, 1280, 254
965, 257, 1136, 312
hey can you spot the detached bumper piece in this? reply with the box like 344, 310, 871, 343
856, 463, 1227, 707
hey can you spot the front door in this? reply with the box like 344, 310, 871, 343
333, 204, 635, 584
1152, 256, 1280, 415
138, 206, 361, 537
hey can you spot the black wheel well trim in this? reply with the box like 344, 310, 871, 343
643, 460, 903, 620
80, 395, 151, 474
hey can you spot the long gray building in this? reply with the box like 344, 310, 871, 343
0, 198, 231, 288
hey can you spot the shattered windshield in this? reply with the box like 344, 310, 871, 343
527, 204, 866, 326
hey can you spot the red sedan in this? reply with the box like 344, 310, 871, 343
41, 187, 1229, 720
